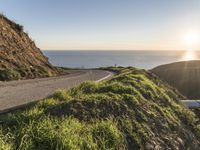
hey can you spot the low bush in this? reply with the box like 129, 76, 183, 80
0, 69, 21, 81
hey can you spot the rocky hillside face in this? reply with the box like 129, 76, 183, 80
152, 61, 200, 99
0, 14, 59, 81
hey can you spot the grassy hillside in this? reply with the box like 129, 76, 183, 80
0, 67, 199, 150
152, 60, 200, 99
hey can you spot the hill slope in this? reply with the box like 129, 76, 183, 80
0, 14, 59, 81
0, 67, 199, 149
152, 60, 200, 99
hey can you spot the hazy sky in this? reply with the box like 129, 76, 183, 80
1, 0, 200, 50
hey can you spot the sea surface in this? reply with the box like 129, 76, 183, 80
43, 50, 200, 69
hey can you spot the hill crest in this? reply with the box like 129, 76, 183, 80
152, 60, 200, 99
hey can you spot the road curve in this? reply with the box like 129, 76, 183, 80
0, 70, 113, 113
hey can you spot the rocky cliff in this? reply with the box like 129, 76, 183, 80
0, 14, 59, 81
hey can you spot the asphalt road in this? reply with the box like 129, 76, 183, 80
0, 70, 113, 113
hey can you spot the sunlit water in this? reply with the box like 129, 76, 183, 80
182, 50, 197, 61
43, 50, 200, 69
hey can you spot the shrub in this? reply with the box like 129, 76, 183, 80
0, 69, 21, 81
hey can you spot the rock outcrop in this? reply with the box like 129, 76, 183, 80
0, 14, 59, 81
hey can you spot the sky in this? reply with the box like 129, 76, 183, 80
1, 0, 200, 50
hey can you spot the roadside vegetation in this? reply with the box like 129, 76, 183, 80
0, 67, 199, 149
0, 66, 59, 81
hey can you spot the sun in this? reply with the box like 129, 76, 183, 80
184, 31, 199, 46
182, 30, 199, 61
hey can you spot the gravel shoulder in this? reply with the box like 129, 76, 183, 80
0, 70, 113, 113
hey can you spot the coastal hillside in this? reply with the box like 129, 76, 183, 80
0, 14, 59, 81
0, 67, 199, 149
152, 61, 200, 99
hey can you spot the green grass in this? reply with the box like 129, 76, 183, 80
0, 66, 58, 81
0, 67, 199, 149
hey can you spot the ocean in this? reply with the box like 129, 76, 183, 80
43, 50, 200, 69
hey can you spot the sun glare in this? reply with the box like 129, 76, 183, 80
184, 31, 199, 46
183, 50, 196, 61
